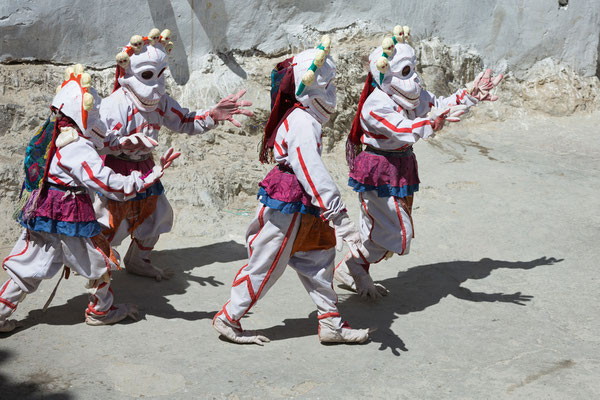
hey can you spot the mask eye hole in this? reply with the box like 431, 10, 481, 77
141, 71, 154, 80
157, 67, 166, 77
402, 66, 411, 77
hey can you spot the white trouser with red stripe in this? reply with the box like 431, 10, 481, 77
345, 191, 413, 272
0, 230, 116, 324
94, 193, 173, 280
216, 205, 343, 332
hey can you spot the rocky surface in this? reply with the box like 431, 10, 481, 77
1, 33, 599, 244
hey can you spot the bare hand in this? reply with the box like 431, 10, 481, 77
209, 89, 254, 127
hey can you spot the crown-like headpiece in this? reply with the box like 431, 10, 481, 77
375, 25, 411, 84
295, 35, 332, 96
55, 64, 94, 129
114, 28, 173, 75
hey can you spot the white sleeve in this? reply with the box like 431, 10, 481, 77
422, 88, 478, 110
362, 106, 433, 143
55, 140, 160, 201
98, 97, 130, 155
286, 120, 346, 221
162, 95, 217, 134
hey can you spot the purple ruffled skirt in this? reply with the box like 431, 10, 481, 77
19, 187, 101, 237
348, 148, 420, 198
257, 166, 320, 216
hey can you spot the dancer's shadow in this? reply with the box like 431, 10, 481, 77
9, 241, 247, 333
337, 256, 562, 356
0, 349, 72, 399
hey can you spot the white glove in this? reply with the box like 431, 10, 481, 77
332, 212, 366, 259
141, 165, 164, 187
118, 133, 158, 152
428, 105, 468, 131
160, 147, 181, 170
213, 317, 270, 346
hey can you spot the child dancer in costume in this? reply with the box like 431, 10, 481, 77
0, 65, 180, 333
95, 28, 254, 281
213, 36, 371, 345
335, 26, 503, 298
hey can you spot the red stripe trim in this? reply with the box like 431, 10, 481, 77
296, 147, 326, 210
113, 122, 123, 131
274, 140, 285, 157
55, 149, 72, 173
412, 120, 430, 129
364, 130, 389, 140
234, 213, 298, 322
0, 298, 16, 310
2, 231, 30, 271
133, 238, 153, 251
0, 280, 16, 309
370, 111, 431, 132
393, 197, 407, 255
82, 161, 133, 196
281, 139, 288, 150
127, 108, 139, 122
128, 123, 161, 135
283, 119, 289, 131
248, 206, 266, 256
360, 193, 376, 242
317, 312, 341, 320
0, 280, 10, 297
370, 111, 412, 133
171, 107, 206, 124
250, 213, 297, 310
156, 107, 165, 116
47, 172, 69, 186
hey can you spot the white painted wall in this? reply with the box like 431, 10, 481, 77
1, 0, 599, 82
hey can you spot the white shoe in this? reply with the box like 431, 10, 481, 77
124, 242, 174, 281
319, 322, 371, 344
85, 303, 139, 326
213, 315, 270, 346
0, 319, 19, 333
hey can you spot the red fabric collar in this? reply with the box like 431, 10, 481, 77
260, 59, 299, 163
346, 73, 375, 166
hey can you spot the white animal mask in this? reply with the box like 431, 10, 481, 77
293, 39, 336, 125
115, 29, 173, 112
370, 26, 422, 110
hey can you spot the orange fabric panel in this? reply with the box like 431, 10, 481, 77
91, 233, 120, 268
102, 196, 159, 241
291, 213, 336, 255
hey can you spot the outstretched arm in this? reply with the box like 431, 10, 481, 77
162, 95, 217, 135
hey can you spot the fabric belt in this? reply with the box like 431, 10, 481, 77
114, 153, 152, 162
365, 145, 413, 157
47, 182, 87, 194
278, 163, 294, 174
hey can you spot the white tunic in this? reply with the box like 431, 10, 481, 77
47, 134, 158, 200
359, 87, 478, 150
272, 108, 345, 221
99, 88, 217, 159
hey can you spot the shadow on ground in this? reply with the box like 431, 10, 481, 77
0, 349, 72, 399
260, 256, 561, 355
7, 241, 247, 333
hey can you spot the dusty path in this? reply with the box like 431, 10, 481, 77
1, 113, 599, 399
